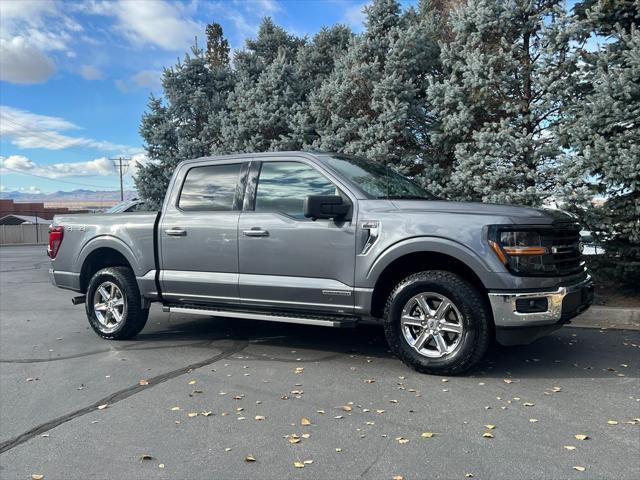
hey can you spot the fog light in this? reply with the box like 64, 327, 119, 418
515, 298, 549, 313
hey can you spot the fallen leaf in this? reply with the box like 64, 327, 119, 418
140, 454, 153, 461
607, 420, 618, 425
225, 448, 232, 452
389, 399, 398, 404
301, 417, 312, 426
421, 432, 435, 438
302, 433, 310, 439
158, 464, 165, 469
392, 476, 404, 480
171, 407, 180, 411
364, 379, 375, 383
341, 405, 352, 412
564, 445, 576, 451
255, 415, 266, 421
288, 435, 301, 444
485, 424, 495, 430
295, 367, 304, 374
334, 415, 344, 419
294, 461, 305, 468
465, 475, 474, 478
523, 402, 535, 407
139, 379, 149, 386
97, 404, 108, 410
503, 379, 515, 384
396, 437, 409, 444
202, 411, 213, 417
574, 466, 586, 472
529, 419, 538, 423
483, 432, 494, 438
376, 409, 386, 414
317, 410, 325, 414
187, 412, 198, 418
303, 460, 313, 465
335, 448, 342, 452
188, 380, 197, 385
574, 434, 589, 441
245, 455, 256, 462
31, 475, 44, 480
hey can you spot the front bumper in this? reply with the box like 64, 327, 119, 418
489, 276, 594, 345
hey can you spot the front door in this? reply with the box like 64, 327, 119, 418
160, 160, 247, 305
238, 158, 357, 314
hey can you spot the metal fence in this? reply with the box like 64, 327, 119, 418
0, 224, 50, 245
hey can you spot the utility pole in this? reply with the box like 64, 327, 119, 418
110, 157, 130, 201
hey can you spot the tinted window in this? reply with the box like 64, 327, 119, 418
178, 163, 242, 211
255, 162, 337, 218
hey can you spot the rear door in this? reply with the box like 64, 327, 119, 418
159, 159, 248, 305
238, 157, 357, 314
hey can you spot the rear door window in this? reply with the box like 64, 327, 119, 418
178, 163, 243, 211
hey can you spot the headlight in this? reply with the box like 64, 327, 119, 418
489, 228, 548, 274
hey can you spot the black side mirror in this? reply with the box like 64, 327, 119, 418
304, 195, 350, 220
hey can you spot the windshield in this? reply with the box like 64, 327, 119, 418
325, 155, 437, 200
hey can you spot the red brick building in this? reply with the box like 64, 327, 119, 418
0, 199, 73, 220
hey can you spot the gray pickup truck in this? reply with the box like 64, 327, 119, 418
48, 151, 593, 374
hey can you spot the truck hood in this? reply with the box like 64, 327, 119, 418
389, 200, 576, 224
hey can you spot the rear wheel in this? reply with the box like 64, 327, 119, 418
383, 270, 491, 375
86, 267, 149, 339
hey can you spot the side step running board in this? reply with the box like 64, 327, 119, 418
163, 305, 357, 328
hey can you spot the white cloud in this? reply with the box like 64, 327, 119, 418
0, 154, 116, 178
80, 65, 103, 80
0, 1, 81, 84
343, 2, 369, 31
0, 37, 55, 84
87, 0, 202, 50
115, 70, 162, 93
0, 105, 141, 154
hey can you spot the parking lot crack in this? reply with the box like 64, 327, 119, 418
0, 339, 248, 455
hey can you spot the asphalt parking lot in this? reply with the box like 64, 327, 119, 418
1, 245, 638, 480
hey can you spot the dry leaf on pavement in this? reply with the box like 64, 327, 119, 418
574, 466, 586, 472
483, 432, 494, 438
574, 434, 589, 440
244, 455, 256, 462
421, 432, 435, 438
31, 475, 44, 480
139, 454, 153, 461
301, 417, 312, 426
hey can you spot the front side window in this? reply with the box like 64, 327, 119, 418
255, 161, 337, 218
178, 163, 242, 211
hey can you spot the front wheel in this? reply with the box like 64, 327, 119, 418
383, 270, 491, 375
85, 267, 149, 339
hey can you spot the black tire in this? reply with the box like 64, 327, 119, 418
85, 266, 149, 339
383, 270, 491, 375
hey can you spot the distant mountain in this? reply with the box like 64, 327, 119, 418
0, 189, 137, 203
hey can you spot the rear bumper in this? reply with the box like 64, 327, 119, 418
49, 268, 81, 292
489, 276, 594, 345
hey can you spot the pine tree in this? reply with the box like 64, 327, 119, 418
205, 22, 230, 69
562, 0, 640, 289
310, 0, 442, 177
427, 0, 575, 205
135, 26, 234, 207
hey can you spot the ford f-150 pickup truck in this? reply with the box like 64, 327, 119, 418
48, 151, 593, 374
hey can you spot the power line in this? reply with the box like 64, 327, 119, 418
1, 166, 118, 189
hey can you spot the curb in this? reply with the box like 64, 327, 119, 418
568, 306, 640, 331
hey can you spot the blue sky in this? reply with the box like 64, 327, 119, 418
1, 0, 422, 194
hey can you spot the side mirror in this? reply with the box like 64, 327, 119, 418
304, 195, 350, 220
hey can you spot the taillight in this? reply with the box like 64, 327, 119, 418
48, 225, 64, 259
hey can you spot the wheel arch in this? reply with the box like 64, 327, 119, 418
79, 245, 135, 293
369, 249, 492, 320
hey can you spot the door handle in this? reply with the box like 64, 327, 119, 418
243, 228, 269, 237
165, 227, 187, 236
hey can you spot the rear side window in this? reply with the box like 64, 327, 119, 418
178, 163, 242, 211
255, 161, 337, 218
